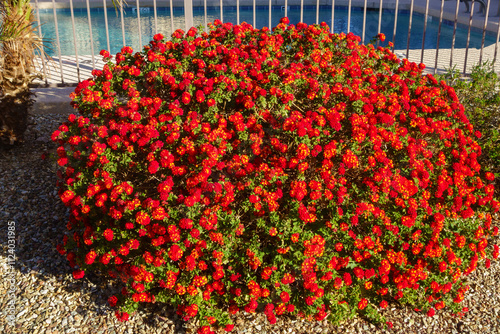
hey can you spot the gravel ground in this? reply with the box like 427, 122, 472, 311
1, 112, 500, 334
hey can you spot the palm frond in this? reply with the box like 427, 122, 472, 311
0, 0, 50, 96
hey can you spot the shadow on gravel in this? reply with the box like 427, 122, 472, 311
0, 116, 187, 331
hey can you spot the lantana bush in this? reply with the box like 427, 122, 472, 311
52, 18, 499, 333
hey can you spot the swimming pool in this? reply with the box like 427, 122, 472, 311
37, 5, 499, 57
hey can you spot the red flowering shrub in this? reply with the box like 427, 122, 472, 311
53, 18, 499, 331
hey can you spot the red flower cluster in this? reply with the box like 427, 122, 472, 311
53, 17, 498, 332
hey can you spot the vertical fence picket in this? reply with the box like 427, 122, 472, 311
204, 0, 208, 32
301, 0, 304, 23
269, 0, 272, 28
316, 0, 319, 25
377, 0, 383, 47
135, 0, 143, 48
220, 0, 223, 23
406, 0, 415, 59
103, 0, 110, 52
479, 0, 491, 65
185, 0, 193, 32
420, 0, 429, 65
362, 0, 367, 44
69, 0, 80, 82
52, 0, 64, 83
120, 1, 126, 47
464, 1, 475, 74
34, 0, 48, 85
153, 0, 158, 35
434, 0, 445, 74
450, 0, 460, 68
170, 0, 174, 35
495, 11, 500, 64
331, 0, 335, 33
85, 0, 96, 69
253, 0, 256, 28
237, 0, 240, 25
392, 0, 399, 52
347, 0, 351, 33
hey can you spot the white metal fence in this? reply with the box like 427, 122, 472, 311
32, 0, 500, 86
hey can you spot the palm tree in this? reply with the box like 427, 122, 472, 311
0, 0, 45, 145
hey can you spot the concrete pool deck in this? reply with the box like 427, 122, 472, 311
31, 0, 500, 114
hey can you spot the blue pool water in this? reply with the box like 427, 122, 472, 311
37, 5, 499, 57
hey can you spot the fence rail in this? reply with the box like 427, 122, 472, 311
32, 0, 500, 86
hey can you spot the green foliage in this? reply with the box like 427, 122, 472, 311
437, 62, 500, 187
